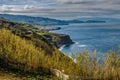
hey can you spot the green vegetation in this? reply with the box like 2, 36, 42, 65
0, 18, 61, 55
0, 16, 119, 80
0, 29, 75, 79
0, 29, 120, 80
0, 18, 73, 49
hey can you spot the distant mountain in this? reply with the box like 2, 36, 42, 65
67, 19, 106, 23
67, 19, 85, 23
67, 17, 120, 23
85, 20, 106, 23
0, 14, 108, 26
0, 14, 68, 26
78, 17, 120, 23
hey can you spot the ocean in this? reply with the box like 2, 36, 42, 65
51, 23, 120, 56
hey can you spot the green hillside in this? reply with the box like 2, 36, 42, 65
0, 29, 74, 79
0, 18, 119, 80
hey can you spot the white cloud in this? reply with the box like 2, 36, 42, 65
23, 5, 35, 10
0, 5, 22, 11
0, 0, 120, 19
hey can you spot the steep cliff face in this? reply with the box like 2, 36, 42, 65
42, 33, 74, 48
0, 18, 74, 49
0, 19, 57, 55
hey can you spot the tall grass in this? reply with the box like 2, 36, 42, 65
0, 29, 74, 71
74, 51, 120, 79
0, 29, 120, 79
0, 29, 45, 70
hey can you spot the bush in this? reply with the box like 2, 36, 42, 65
0, 29, 120, 79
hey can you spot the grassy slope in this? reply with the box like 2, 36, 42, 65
0, 69, 58, 80
0, 19, 120, 79
0, 29, 74, 79
0, 29, 120, 80
0, 18, 59, 55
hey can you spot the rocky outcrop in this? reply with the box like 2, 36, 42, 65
42, 33, 74, 48
0, 18, 73, 48
50, 68, 100, 80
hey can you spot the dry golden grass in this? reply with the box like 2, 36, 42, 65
0, 70, 21, 80
0, 29, 120, 80
0, 29, 46, 70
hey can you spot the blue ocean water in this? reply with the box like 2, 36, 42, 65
51, 23, 120, 56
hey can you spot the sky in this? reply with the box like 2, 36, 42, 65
0, 0, 120, 20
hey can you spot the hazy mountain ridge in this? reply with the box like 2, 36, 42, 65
78, 17, 120, 22
0, 14, 108, 26
0, 14, 69, 26
1, 14, 120, 26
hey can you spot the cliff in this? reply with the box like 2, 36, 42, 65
0, 18, 74, 49
42, 33, 74, 48
0, 29, 75, 80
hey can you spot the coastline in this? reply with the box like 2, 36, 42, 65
39, 26, 74, 48
39, 26, 61, 31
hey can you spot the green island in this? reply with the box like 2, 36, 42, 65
0, 18, 120, 80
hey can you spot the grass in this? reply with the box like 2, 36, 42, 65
0, 29, 74, 73
0, 29, 120, 80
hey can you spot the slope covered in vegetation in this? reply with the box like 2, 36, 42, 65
0, 29, 120, 80
0, 29, 75, 79
0, 18, 119, 80
0, 18, 73, 48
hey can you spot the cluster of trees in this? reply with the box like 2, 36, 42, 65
0, 29, 120, 79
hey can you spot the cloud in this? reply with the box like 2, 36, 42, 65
0, 4, 55, 14
0, 0, 120, 19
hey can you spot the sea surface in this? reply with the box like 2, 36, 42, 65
51, 23, 120, 56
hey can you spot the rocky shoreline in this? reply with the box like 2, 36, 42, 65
39, 26, 74, 48
0, 18, 74, 49
42, 33, 74, 48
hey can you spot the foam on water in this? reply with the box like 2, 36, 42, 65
59, 45, 66, 51
77, 45, 87, 47
75, 41, 79, 45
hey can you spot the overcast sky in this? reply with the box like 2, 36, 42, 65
0, 0, 120, 20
